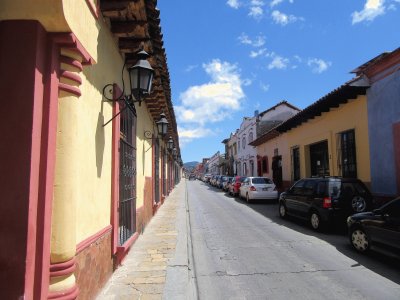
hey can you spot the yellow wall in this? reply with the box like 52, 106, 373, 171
136, 103, 157, 208
0, 0, 69, 31
71, 15, 124, 244
1, 0, 160, 243
258, 95, 371, 184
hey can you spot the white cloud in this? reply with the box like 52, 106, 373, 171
176, 59, 245, 127
250, 48, 268, 58
227, 0, 240, 9
271, 0, 294, 6
351, 0, 386, 24
260, 82, 270, 92
293, 55, 302, 63
184, 64, 198, 72
268, 55, 290, 70
270, 0, 284, 7
178, 126, 215, 146
307, 58, 332, 73
243, 78, 253, 86
249, 6, 264, 19
271, 10, 302, 25
238, 33, 266, 47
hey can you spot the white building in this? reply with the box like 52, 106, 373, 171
236, 101, 300, 176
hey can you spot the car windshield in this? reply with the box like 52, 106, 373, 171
239, 177, 246, 182
252, 177, 273, 184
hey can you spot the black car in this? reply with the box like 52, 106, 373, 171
279, 177, 374, 230
347, 197, 400, 256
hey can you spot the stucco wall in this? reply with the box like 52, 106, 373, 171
74, 17, 124, 243
257, 134, 290, 180
257, 95, 371, 186
285, 95, 371, 183
367, 69, 400, 196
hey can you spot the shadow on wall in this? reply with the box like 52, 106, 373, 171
96, 108, 105, 177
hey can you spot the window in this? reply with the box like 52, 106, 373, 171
242, 137, 246, 149
303, 180, 316, 196
337, 130, 357, 178
291, 180, 305, 195
250, 160, 254, 176
252, 177, 273, 184
249, 131, 254, 143
238, 140, 240, 152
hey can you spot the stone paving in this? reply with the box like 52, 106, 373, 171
97, 180, 192, 300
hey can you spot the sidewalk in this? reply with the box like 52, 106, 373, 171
97, 180, 196, 300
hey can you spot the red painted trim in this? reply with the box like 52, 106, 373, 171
60, 70, 82, 85
50, 33, 95, 65
85, 0, 99, 19
48, 285, 79, 300
152, 138, 156, 208
153, 201, 162, 215
111, 84, 122, 255
58, 82, 81, 97
136, 205, 144, 214
60, 56, 83, 72
76, 225, 112, 254
115, 232, 140, 264
50, 258, 76, 277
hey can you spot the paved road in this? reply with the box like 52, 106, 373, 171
186, 180, 400, 300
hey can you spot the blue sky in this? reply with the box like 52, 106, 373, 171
157, 0, 400, 163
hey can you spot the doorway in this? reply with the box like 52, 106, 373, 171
309, 140, 329, 177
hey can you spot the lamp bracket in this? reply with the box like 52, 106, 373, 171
144, 130, 153, 139
102, 95, 137, 127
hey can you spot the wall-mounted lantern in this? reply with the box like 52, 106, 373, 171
102, 50, 154, 127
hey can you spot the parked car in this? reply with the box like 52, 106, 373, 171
203, 173, 212, 183
347, 197, 400, 256
222, 176, 233, 192
188, 174, 196, 180
210, 175, 218, 186
279, 177, 374, 230
228, 176, 247, 197
239, 177, 278, 203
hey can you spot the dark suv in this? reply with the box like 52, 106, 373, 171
279, 177, 374, 230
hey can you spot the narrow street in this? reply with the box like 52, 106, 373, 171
186, 180, 400, 300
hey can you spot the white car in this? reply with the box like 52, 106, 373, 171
239, 177, 278, 202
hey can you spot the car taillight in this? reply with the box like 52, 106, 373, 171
250, 186, 256, 191
323, 197, 332, 208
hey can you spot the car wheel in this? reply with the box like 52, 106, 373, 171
246, 193, 251, 203
279, 202, 287, 218
351, 196, 367, 213
310, 211, 322, 230
350, 227, 370, 253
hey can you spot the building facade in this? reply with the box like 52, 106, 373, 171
251, 80, 370, 192
352, 48, 400, 199
235, 102, 300, 177
0, 1, 181, 299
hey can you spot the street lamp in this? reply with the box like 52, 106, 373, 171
167, 136, 174, 150
129, 50, 154, 103
156, 112, 169, 138
102, 50, 154, 126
